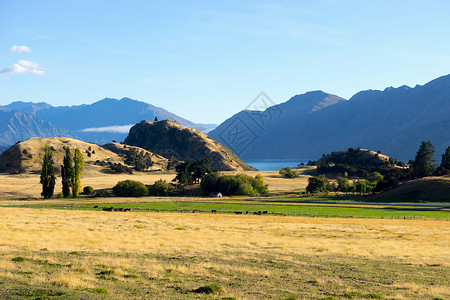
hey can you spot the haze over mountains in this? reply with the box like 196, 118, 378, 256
209, 74, 450, 161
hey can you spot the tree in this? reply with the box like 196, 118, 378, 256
150, 179, 174, 196
191, 158, 213, 183
40, 144, 56, 199
72, 148, 84, 197
113, 180, 148, 197
200, 172, 268, 196
154, 116, 159, 121
306, 176, 329, 194
175, 161, 193, 185
366, 172, 383, 184
437, 146, 450, 175
279, 167, 299, 178
336, 177, 350, 193
61, 147, 73, 198
354, 180, 367, 194
411, 141, 436, 178
174, 159, 213, 185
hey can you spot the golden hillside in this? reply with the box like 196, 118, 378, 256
0, 137, 123, 174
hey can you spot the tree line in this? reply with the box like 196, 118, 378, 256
40, 145, 84, 198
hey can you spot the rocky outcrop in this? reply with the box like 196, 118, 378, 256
124, 120, 253, 171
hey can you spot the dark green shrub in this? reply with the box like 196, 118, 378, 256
279, 167, 298, 178
97, 270, 114, 275
201, 173, 268, 196
92, 287, 108, 294
306, 176, 330, 194
12, 256, 26, 262
365, 293, 383, 299
83, 186, 94, 195
113, 180, 148, 197
193, 284, 222, 294
149, 179, 174, 196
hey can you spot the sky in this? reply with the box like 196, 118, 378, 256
1, 0, 450, 124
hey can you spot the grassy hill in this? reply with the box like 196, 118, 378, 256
0, 137, 124, 174
371, 176, 450, 202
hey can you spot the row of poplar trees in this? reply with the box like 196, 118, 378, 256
40, 145, 84, 199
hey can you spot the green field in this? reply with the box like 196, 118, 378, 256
13, 198, 450, 220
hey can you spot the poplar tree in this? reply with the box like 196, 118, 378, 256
40, 144, 56, 199
412, 141, 436, 178
72, 148, 84, 197
61, 147, 73, 198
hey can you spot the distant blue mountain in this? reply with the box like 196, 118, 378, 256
4, 101, 53, 114
1, 97, 214, 145
0, 109, 76, 146
209, 75, 450, 162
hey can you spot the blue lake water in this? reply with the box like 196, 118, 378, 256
243, 159, 311, 171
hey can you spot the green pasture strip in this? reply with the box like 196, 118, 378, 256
16, 201, 450, 220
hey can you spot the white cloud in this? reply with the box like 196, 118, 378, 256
0, 60, 45, 75
79, 125, 133, 134
18, 60, 41, 68
9, 45, 32, 53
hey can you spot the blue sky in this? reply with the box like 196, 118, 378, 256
1, 0, 450, 124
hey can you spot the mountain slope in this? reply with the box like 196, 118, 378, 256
124, 120, 253, 171
209, 75, 450, 161
209, 91, 347, 158
0, 110, 76, 146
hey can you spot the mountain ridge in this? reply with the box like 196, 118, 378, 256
209, 74, 450, 161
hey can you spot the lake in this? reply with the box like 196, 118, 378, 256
243, 159, 311, 171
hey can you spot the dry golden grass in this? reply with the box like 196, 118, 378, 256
0, 207, 448, 299
0, 207, 448, 266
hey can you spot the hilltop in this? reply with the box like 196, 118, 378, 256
315, 148, 396, 167
124, 120, 253, 171
0, 137, 123, 174
313, 148, 406, 178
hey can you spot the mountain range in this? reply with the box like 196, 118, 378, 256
0, 98, 217, 147
209, 74, 450, 161
1, 74, 449, 161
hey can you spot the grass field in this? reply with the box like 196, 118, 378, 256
1, 171, 449, 299
0, 207, 449, 299
8, 199, 450, 220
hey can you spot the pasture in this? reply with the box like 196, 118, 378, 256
0, 207, 449, 299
